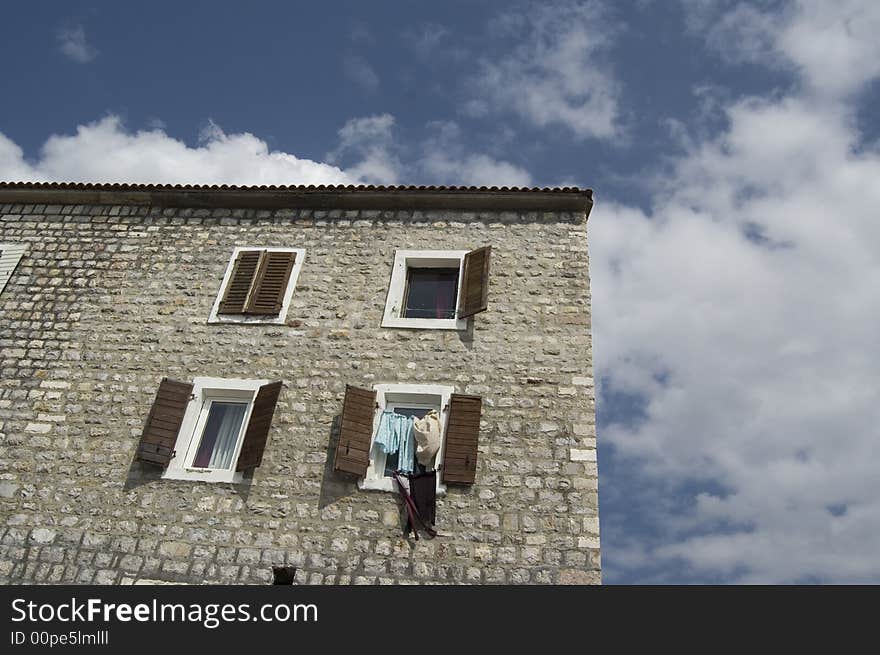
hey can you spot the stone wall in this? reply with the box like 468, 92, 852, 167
0, 198, 599, 584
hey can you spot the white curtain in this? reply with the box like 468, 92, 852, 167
195, 402, 247, 469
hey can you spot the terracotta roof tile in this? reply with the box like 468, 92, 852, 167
0, 181, 591, 196
0, 181, 593, 215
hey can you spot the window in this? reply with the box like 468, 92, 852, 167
332, 383, 483, 493
402, 268, 459, 319
208, 247, 305, 324
381, 247, 492, 330
363, 384, 453, 494
0, 243, 27, 296
135, 376, 283, 483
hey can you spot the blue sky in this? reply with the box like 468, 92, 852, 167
3, 0, 880, 583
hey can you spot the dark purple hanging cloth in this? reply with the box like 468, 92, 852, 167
392, 471, 437, 540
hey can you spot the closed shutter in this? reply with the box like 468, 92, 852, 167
441, 394, 482, 484
457, 246, 492, 318
245, 251, 296, 315
333, 385, 376, 476
236, 381, 283, 471
135, 378, 193, 467
218, 250, 262, 314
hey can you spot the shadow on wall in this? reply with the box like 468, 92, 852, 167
317, 414, 360, 510
122, 404, 171, 492
458, 319, 475, 346
122, 408, 362, 507
122, 458, 164, 492
121, 457, 255, 502
122, 404, 255, 502
317, 414, 414, 543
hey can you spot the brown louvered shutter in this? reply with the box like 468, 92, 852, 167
333, 385, 376, 476
441, 394, 482, 484
457, 246, 492, 318
245, 251, 296, 315
218, 250, 262, 314
236, 381, 283, 471
135, 378, 193, 467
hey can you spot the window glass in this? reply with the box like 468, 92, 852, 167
402, 268, 459, 319
393, 407, 432, 419
192, 401, 247, 469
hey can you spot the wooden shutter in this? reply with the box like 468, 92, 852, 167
245, 251, 296, 315
217, 250, 262, 314
236, 381, 283, 471
333, 385, 376, 476
457, 246, 492, 318
441, 394, 482, 484
0, 244, 27, 296
135, 378, 193, 467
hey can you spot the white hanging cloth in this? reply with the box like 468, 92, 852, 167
412, 409, 442, 468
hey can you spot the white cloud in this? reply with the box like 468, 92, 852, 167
594, 1, 880, 582
701, 2, 779, 66
0, 116, 354, 186
342, 55, 380, 93
405, 22, 450, 57
693, 0, 880, 99
329, 115, 533, 186
778, 0, 880, 98
404, 22, 468, 62
0, 113, 532, 190
422, 152, 532, 187
329, 114, 400, 184
58, 25, 97, 63
469, 0, 621, 140
348, 19, 374, 46
419, 121, 532, 187
0, 134, 41, 181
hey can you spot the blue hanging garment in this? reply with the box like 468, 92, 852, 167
374, 410, 416, 474
398, 418, 415, 475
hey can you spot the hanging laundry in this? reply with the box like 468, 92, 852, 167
392, 471, 437, 540
408, 471, 437, 532
373, 410, 416, 474
412, 409, 442, 468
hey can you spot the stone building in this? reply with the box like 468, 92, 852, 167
0, 182, 599, 585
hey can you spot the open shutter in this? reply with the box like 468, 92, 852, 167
0, 244, 27, 296
218, 250, 262, 314
457, 246, 492, 318
236, 380, 283, 471
245, 251, 296, 315
441, 394, 482, 484
333, 385, 376, 476
135, 378, 193, 467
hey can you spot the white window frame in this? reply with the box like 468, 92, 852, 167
0, 243, 28, 296
207, 246, 305, 325
381, 250, 469, 330
358, 383, 455, 495
162, 376, 268, 483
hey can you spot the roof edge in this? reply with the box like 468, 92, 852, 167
0, 182, 593, 215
